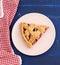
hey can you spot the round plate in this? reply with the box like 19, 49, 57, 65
12, 13, 56, 56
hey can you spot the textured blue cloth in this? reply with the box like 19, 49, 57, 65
10, 0, 60, 65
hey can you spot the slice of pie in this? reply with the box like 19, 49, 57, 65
20, 22, 48, 48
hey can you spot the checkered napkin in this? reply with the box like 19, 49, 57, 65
0, 0, 22, 65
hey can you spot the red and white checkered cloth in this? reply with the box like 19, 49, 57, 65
0, 0, 22, 65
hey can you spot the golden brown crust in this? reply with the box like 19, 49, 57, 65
20, 22, 48, 48
20, 23, 32, 48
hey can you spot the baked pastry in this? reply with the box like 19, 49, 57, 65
20, 22, 48, 48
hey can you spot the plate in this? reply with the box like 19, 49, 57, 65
12, 13, 56, 56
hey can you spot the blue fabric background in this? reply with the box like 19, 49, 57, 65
10, 0, 60, 65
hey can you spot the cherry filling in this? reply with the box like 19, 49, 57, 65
29, 34, 31, 40
33, 28, 38, 31
23, 27, 26, 31
28, 24, 30, 26
23, 27, 26, 33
